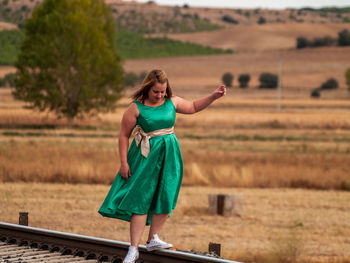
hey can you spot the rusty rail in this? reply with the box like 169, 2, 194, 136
0, 222, 242, 263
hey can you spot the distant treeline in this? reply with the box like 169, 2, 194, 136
299, 7, 350, 13
0, 29, 233, 65
296, 29, 350, 48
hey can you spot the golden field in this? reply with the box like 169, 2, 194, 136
1, 183, 350, 263
1, 86, 350, 190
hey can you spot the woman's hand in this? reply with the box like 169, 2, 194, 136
119, 162, 131, 180
212, 85, 226, 99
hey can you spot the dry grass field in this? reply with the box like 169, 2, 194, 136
153, 23, 350, 51
1, 183, 349, 263
1, 87, 350, 190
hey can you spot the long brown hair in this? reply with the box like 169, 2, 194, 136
132, 69, 172, 103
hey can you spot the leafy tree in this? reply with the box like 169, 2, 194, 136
139, 71, 147, 83
311, 88, 321, 98
320, 78, 339, 90
13, 0, 124, 126
222, 15, 239, 24
222, 72, 234, 88
238, 74, 250, 88
296, 36, 308, 49
257, 16, 266, 24
259, 73, 278, 89
338, 29, 350, 46
346, 68, 350, 92
0, 73, 16, 87
124, 72, 138, 87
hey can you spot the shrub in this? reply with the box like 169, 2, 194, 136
338, 29, 350, 46
311, 88, 321, 98
257, 16, 266, 24
222, 72, 234, 88
183, 3, 190, 9
311, 36, 336, 47
139, 71, 147, 83
238, 74, 251, 88
320, 78, 339, 90
346, 68, 350, 92
296, 36, 308, 49
124, 72, 138, 87
259, 73, 278, 89
222, 15, 239, 24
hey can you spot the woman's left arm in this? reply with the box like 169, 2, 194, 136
172, 85, 226, 114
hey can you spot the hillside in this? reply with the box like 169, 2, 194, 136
159, 23, 350, 51
1, 0, 350, 32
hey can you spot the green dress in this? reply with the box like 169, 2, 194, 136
98, 98, 183, 226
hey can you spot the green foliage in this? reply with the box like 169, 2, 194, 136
222, 15, 239, 24
124, 71, 146, 87
296, 34, 340, 49
310, 88, 321, 98
222, 72, 234, 88
296, 36, 308, 49
238, 74, 250, 88
346, 68, 350, 92
13, 0, 124, 126
338, 29, 350, 46
116, 30, 233, 59
0, 30, 24, 65
320, 78, 339, 90
0, 73, 16, 87
258, 16, 267, 24
259, 73, 278, 89
124, 72, 138, 87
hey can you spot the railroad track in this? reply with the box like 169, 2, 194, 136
0, 222, 242, 263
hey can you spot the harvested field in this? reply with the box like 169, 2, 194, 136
159, 23, 350, 51
1, 183, 349, 263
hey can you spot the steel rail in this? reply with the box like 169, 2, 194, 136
0, 222, 242, 263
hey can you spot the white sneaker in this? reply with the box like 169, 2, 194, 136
146, 234, 172, 251
123, 246, 139, 263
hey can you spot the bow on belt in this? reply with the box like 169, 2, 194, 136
133, 125, 174, 158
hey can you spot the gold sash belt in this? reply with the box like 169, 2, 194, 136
133, 125, 174, 158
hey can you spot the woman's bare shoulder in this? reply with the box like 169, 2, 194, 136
124, 101, 139, 117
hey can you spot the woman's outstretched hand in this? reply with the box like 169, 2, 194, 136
212, 85, 226, 99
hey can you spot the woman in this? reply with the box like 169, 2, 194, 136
98, 69, 226, 263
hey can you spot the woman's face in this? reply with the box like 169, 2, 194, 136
148, 82, 167, 104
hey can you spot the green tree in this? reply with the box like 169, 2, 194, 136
338, 29, 350, 46
259, 73, 278, 89
320, 78, 338, 90
238, 74, 250, 88
296, 36, 308, 49
124, 72, 138, 87
346, 68, 350, 92
13, 0, 124, 126
222, 72, 234, 88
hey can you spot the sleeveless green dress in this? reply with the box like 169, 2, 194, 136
98, 98, 183, 226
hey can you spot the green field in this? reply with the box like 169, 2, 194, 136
0, 29, 233, 65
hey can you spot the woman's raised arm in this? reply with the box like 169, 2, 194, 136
172, 85, 226, 114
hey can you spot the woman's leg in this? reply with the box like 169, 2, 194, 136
147, 213, 168, 242
130, 214, 147, 247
